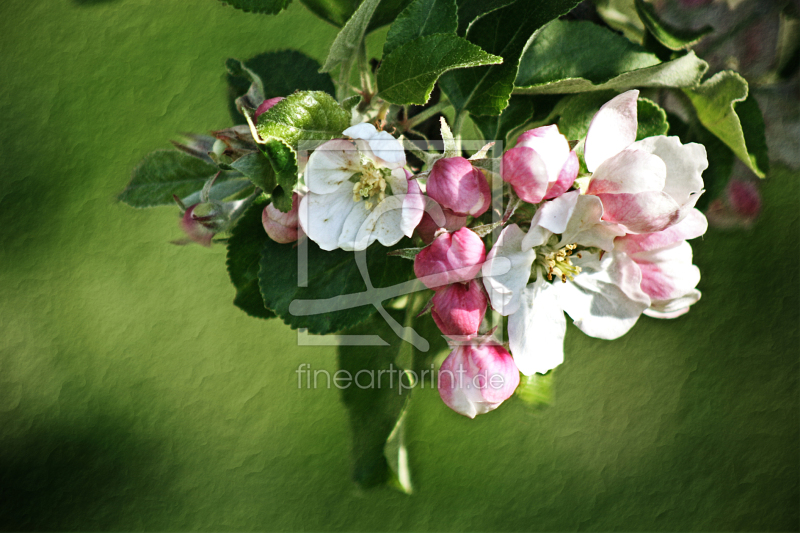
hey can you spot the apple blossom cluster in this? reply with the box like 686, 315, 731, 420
251, 90, 709, 419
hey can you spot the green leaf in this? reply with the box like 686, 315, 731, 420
515, 372, 553, 407
684, 71, 769, 178
226, 197, 276, 320
439, 0, 582, 116
255, 91, 351, 147
217, 0, 292, 14
337, 311, 411, 489
377, 34, 502, 105
320, 0, 381, 74
471, 96, 535, 147
634, 0, 713, 51
119, 150, 222, 208
516, 20, 661, 88
180, 177, 254, 206
261, 140, 298, 212
227, 51, 335, 123
299, 0, 407, 30
258, 239, 415, 334
515, 51, 707, 95
636, 97, 669, 140
455, 0, 517, 36
230, 152, 277, 192
382, 0, 458, 57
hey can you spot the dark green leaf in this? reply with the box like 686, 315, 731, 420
226, 197, 276, 320
258, 239, 415, 334
321, 0, 381, 74
218, 0, 292, 14
383, 0, 458, 57
684, 71, 769, 178
513, 19, 708, 95
455, 0, 517, 36
256, 91, 351, 147
337, 311, 411, 489
227, 51, 335, 124
516, 20, 660, 88
635, 0, 713, 51
471, 96, 535, 147
119, 150, 222, 208
439, 0, 582, 116
261, 140, 298, 212
230, 152, 277, 192
377, 34, 502, 105
636, 97, 669, 140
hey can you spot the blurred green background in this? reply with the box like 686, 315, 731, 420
0, 0, 798, 530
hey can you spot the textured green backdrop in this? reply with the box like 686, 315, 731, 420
0, 0, 798, 530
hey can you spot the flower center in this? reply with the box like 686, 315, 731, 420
543, 243, 582, 283
351, 165, 388, 210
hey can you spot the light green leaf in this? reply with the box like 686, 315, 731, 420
635, 0, 713, 51
455, 0, 517, 36
383, 0, 458, 57
684, 71, 769, 178
439, 0, 582, 116
321, 0, 381, 74
261, 140, 298, 212
217, 0, 292, 14
230, 152, 277, 192
515, 372, 554, 407
119, 150, 223, 208
377, 34, 502, 105
255, 91, 351, 147
515, 51, 708, 95
226, 197, 276, 320
258, 240, 415, 334
180, 178, 254, 206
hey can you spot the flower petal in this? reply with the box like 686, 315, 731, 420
558, 194, 626, 251
584, 90, 639, 172
559, 252, 650, 340
482, 224, 536, 316
305, 139, 360, 195
501, 146, 549, 204
615, 208, 707, 256
521, 190, 580, 250
586, 149, 667, 195
343, 122, 406, 168
644, 289, 701, 318
594, 191, 681, 234
299, 188, 358, 251
544, 150, 579, 200
630, 136, 707, 213
508, 278, 566, 375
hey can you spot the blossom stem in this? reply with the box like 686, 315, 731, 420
403, 100, 451, 131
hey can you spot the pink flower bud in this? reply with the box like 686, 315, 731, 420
426, 157, 491, 217
414, 227, 486, 289
262, 192, 301, 243
438, 342, 520, 418
431, 280, 487, 337
254, 97, 285, 119
415, 207, 467, 244
179, 203, 215, 247
706, 179, 761, 229
503, 125, 578, 203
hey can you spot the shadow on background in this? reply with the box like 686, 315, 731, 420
0, 416, 174, 530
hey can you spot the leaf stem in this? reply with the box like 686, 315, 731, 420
403, 100, 451, 131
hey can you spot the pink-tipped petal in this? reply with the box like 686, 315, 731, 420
584, 90, 639, 172
415, 207, 468, 244
515, 125, 571, 183
595, 191, 681, 234
414, 227, 486, 289
586, 149, 667, 195
427, 157, 491, 217
501, 146, 549, 204
438, 343, 520, 418
544, 150, 579, 200
615, 208, 708, 255
431, 280, 487, 337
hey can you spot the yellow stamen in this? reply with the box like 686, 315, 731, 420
544, 243, 582, 283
